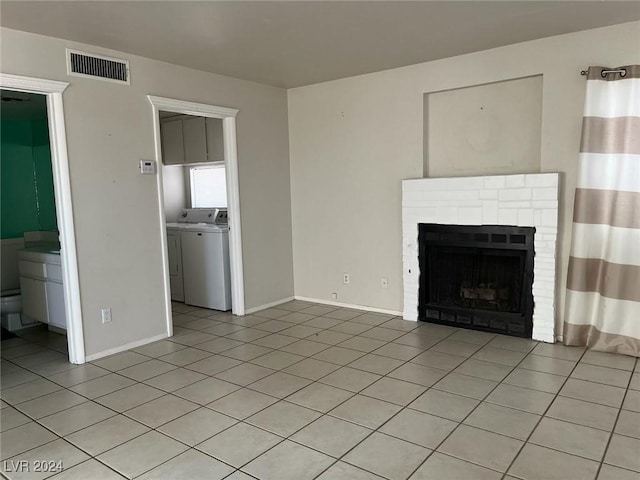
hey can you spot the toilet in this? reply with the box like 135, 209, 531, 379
1, 290, 35, 331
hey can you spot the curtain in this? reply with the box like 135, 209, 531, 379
564, 65, 640, 357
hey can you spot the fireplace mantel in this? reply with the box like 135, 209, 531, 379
402, 173, 560, 343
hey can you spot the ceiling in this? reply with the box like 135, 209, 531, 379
1, 1, 639, 88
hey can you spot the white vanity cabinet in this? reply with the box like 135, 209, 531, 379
45, 263, 67, 330
18, 248, 67, 332
19, 262, 48, 324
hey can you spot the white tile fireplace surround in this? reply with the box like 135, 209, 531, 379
402, 173, 560, 342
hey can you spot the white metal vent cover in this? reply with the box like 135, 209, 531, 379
66, 49, 130, 85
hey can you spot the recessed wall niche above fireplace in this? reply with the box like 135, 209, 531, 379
418, 224, 535, 338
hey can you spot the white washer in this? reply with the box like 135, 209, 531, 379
167, 208, 231, 311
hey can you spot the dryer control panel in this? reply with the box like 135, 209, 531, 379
177, 208, 228, 225
214, 209, 228, 225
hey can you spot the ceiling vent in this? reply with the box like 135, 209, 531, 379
66, 49, 130, 85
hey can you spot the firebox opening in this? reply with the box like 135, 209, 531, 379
418, 224, 535, 338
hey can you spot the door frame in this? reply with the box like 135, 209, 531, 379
0, 73, 85, 364
147, 95, 245, 337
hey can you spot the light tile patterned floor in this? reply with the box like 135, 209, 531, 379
1, 300, 639, 479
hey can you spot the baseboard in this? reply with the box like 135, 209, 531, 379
294, 296, 402, 316
245, 296, 295, 314
48, 325, 67, 336
85, 332, 168, 362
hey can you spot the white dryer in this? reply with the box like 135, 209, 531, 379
166, 208, 231, 311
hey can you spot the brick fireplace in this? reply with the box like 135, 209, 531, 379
402, 173, 559, 342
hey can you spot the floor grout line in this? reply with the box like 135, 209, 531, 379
1, 302, 637, 480
395, 334, 536, 479
592, 355, 639, 479
498, 346, 591, 478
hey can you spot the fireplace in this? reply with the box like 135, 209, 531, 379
402, 173, 559, 342
418, 224, 535, 338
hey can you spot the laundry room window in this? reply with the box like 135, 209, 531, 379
189, 165, 227, 208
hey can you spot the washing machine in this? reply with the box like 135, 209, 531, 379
166, 208, 231, 311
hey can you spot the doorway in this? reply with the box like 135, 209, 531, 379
0, 74, 84, 364
147, 96, 245, 337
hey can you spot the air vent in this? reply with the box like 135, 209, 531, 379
66, 49, 130, 85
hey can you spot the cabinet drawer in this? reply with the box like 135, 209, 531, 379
19, 260, 46, 280
47, 263, 63, 282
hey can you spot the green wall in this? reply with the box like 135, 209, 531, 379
0, 118, 57, 239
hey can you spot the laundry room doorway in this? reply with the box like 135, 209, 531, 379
147, 96, 245, 337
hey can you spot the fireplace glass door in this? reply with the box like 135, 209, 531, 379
419, 224, 535, 338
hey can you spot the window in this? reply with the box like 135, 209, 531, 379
190, 165, 227, 208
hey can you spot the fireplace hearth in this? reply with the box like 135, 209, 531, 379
418, 224, 535, 338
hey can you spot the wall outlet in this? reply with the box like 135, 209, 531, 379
331, 292, 338, 300
343, 273, 350, 284
101, 308, 112, 324
381, 277, 388, 289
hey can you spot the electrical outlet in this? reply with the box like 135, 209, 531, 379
381, 277, 388, 289
343, 273, 350, 284
101, 308, 112, 324
331, 292, 338, 300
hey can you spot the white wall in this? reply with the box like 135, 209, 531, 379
1, 28, 294, 356
288, 21, 640, 332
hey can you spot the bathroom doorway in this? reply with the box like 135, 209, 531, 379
0, 74, 84, 364
1, 91, 58, 332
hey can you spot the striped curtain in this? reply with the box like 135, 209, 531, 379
564, 65, 640, 357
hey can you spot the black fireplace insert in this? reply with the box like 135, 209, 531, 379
418, 224, 535, 338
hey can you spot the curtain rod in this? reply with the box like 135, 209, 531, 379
580, 68, 627, 77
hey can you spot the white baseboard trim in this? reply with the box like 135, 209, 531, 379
245, 296, 295, 315
85, 332, 168, 362
294, 296, 402, 316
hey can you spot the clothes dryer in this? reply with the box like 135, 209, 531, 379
166, 208, 231, 310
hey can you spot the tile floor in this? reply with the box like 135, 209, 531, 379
1, 300, 639, 479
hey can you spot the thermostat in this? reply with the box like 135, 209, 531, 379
139, 160, 156, 175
